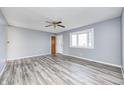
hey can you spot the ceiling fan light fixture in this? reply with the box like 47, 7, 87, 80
45, 20, 65, 29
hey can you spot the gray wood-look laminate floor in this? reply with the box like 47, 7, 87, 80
0, 54, 124, 85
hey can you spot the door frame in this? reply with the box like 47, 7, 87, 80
50, 35, 56, 55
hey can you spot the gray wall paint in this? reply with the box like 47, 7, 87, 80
0, 24, 6, 72
0, 25, 7, 62
7, 26, 51, 60
0, 9, 7, 25
0, 9, 7, 72
121, 8, 124, 74
60, 17, 121, 66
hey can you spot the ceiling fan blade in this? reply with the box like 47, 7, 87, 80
57, 25, 65, 28
45, 25, 53, 27
56, 21, 62, 24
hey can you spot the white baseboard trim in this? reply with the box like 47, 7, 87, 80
7, 53, 50, 61
6, 53, 121, 68
63, 53, 121, 68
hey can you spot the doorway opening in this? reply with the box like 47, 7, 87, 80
51, 36, 56, 55
50, 35, 63, 55
57, 35, 63, 54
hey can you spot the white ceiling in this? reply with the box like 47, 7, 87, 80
1, 7, 122, 33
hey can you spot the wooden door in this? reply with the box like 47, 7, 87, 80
51, 36, 56, 55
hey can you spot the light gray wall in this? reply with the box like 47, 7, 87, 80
7, 26, 51, 60
121, 8, 124, 75
0, 10, 7, 25
60, 17, 121, 66
0, 9, 7, 72
0, 25, 6, 62
0, 24, 7, 72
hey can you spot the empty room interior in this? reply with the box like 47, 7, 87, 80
0, 7, 124, 85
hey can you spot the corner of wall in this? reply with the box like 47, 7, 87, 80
121, 7, 124, 78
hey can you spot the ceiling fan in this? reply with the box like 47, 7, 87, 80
45, 21, 65, 28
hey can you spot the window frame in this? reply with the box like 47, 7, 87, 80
70, 28, 94, 49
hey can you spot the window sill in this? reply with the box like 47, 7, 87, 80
70, 46, 94, 49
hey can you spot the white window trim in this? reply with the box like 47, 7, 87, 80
70, 28, 94, 49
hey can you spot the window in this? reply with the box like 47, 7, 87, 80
71, 34, 77, 47
70, 28, 94, 49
